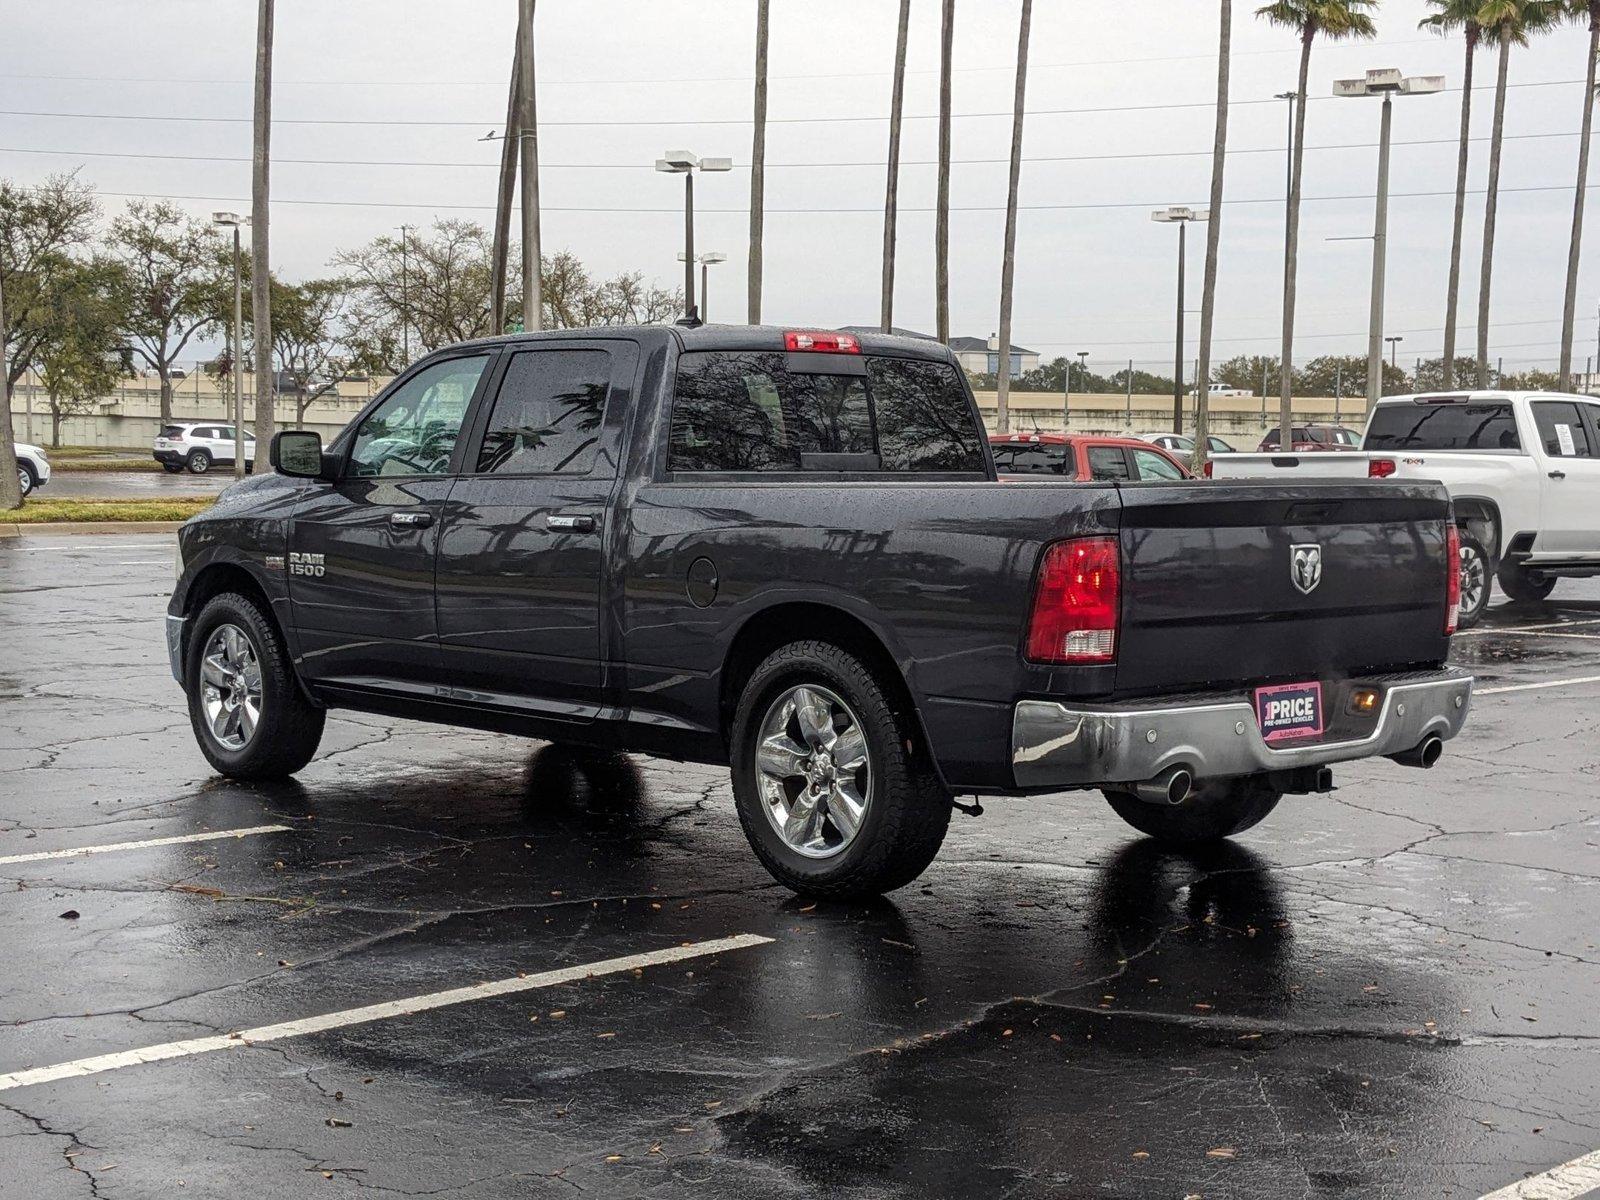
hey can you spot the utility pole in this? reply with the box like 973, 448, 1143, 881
1126, 358, 1133, 431
1334, 362, 1342, 425
490, 36, 522, 337
251, 0, 276, 448
881, 0, 911, 333
747, 0, 769, 324
992, 0, 1031, 437
935, 0, 954, 343
517, 0, 542, 331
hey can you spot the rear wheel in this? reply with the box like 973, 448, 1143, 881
162, 462, 185, 474
1104, 776, 1281, 844
186, 591, 325, 779
1497, 561, 1557, 604
730, 640, 951, 898
186, 449, 212, 474
1455, 532, 1491, 629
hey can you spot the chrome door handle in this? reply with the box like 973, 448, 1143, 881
1549, 470, 1567, 480
546, 514, 597, 533
390, 511, 434, 528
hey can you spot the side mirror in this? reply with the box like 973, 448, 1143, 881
270, 430, 331, 480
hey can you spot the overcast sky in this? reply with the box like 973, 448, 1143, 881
2, 0, 1596, 375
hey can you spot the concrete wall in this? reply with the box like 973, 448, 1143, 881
971, 390, 1370, 440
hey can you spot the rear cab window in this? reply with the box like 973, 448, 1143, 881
1365, 401, 1521, 452
991, 442, 1071, 476
668, 350, 987, 476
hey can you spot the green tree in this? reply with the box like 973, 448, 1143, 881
0, 175, 98, 404
1255, 1, 1378, 438
1412, 356, 1481, 389
1559, 0, 1600, 388
1475, 0, 1563, 386
1421, 0, 1487, 389
106, 200, 227, 424
1214, 354, 1280, 395
271, 277, 349, 427
33, 258, 128, 447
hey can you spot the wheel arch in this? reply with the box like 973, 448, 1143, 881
717, 601, 946, 788
1451, 496, 1502, 566
178, 560, 315, 704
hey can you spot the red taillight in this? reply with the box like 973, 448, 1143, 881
1368, 458, 1396, 478
1203, 460, 1214, 478
784, 330, 861, 354
1445, 523, 1461, 636
1026, 537, 1120, 664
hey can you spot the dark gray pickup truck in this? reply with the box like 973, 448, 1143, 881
167, 325, 1473, 897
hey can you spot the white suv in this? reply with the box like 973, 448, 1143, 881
14, 442, 50, 498
153, 423, 255, 474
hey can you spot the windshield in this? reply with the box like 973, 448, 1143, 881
1364, 403, 1521, 452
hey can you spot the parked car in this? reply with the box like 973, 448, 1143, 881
166, 325, 1472, 898
1140, 433, 1236, 456
989, 433, 1194, 480
1198, 383, 1251, 398
1257, 424, 1361, 452
153, 423, 256, 474
1212, 391, 1600, 628
13, 442, 50, 498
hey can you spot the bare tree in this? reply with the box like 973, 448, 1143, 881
748, 0, 769, 324
881, 0, 912, 333
1, 175, 99, 408
517, 0, 542, 331
1560, 0, 1600, 389
271, 277, 348, 426
107, 200, 224, 424
936, 0, 954, 344
491, 34, 523, 337
252, 0, 276, 446
1194, 0, 1233, 473
994, 0, 1032, 437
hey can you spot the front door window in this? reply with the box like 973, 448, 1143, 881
349, 356, 489, 477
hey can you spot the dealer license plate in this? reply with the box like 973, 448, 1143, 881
1254, 682, 1324, 742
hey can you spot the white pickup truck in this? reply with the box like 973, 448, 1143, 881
1211, 391, 1600, 627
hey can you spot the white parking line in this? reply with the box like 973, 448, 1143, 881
1459, 617, 1600, 637
0, 825, 291, 866
1476, 675, 1600, 696
1478, 1148, 1600, 1199
1, 543, 174, 552
0, 933, 774, 1093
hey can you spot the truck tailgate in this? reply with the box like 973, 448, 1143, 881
1113, 481, 1452, 696
1210, 452, 1373, 479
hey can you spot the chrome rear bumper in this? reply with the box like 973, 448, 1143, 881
1011, 667, 1473, 790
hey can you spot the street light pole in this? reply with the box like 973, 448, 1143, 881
1152, 207, 1208, 436
398, 224, 411, 362
679, 251, 727, 322
656, 151, 732, 321
1386, 335, 1404, 370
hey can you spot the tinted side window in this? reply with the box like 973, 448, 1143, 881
476, 349, 612, 475
867, 358, 986, 472
1364, 403, 1520, 452
350, 355, 488, 478
1133, 448, 1184, 480
1531, 401, 1594, 458
1087, 446, 1131, 481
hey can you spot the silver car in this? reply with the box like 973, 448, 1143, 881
1140, 433, 1236, 455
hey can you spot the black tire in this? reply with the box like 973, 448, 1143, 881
17, 462, 36, 498
1455, 532, 1491, 630
162, 462, 185, 474
1496, 560, 1557, 604
186, 591, 325, 779
186, 449, 212, 474
1104, 775, 1281, 844
730, 640, 951, 899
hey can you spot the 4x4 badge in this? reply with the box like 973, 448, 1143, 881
1291, 543, 1323, 595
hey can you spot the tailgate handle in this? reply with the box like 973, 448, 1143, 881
547, 514, 597, 533
1549, 469, 1567, 480
389, 511, 433, 529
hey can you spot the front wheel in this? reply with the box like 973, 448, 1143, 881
730, 640, 951, 898
1455, 532, 1491, 629
186, 591, 325, 779
1497, 561, 1557, 604
17, 463, 35, 498
1104, 776, 1281, 844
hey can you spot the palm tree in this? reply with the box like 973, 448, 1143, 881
748, 0, 770, 324
936, 0, 955, 344
1256, 0, 1377, 446
994, 0, 1033, 437
1421, 0, 1485, 390
252, 0, 276, 448
1559, 0, 1600, 390
1476, 0, 1562, 386
881, 0, 912, 333
1194, 0, 1233, 473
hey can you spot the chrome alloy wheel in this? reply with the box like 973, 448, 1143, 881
200, 623, 263, 751
754, 684, 873, 859
1459, 540, 1488, 617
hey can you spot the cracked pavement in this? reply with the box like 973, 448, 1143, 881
1, 535, 1598, 1198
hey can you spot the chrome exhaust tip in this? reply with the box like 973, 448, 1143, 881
1387, 735, 1443, 769
1132, 765, 1194, 806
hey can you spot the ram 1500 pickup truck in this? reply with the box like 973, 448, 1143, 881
1212, 391, 1600, 628
166, 326, 1473, 897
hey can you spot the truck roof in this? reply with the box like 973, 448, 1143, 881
1375, 390, 1599, 405
448, 323, 961, 363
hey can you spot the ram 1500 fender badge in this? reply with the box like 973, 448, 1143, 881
289, 551, 326, 578
1291, 543, 1323, 595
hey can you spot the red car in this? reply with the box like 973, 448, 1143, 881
988, 433, 1194, 481
1257, 424, 1361, 452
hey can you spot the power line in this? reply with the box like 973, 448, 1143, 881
2, 128, 1586, 172
0, 77, 1582, 130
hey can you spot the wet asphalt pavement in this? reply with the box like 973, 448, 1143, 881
1, 536, 1598, 1199
41, 470, 236, 499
